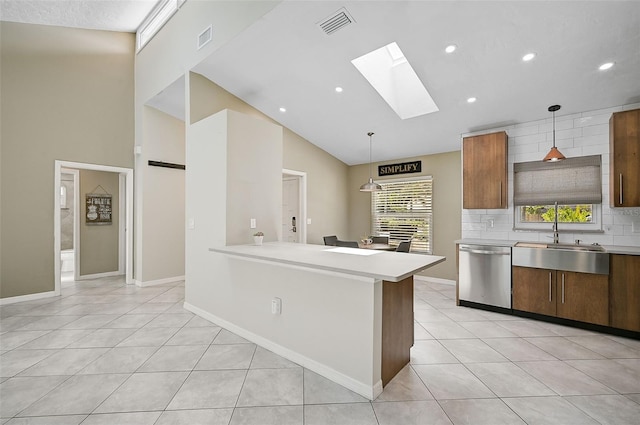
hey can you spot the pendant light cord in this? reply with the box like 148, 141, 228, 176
368, 132, 374, 179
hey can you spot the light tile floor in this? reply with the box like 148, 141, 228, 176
1, 277, 639, 424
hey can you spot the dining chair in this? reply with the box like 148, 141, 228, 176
336, 240, 359, 248
371, 236, 389, 244
323, 235, 338, 246
396, 241, 411, 252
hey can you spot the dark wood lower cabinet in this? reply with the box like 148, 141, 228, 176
381, 276, 414, 387
513, 266, 556, 316
556, 271, 608, 326
610, 254, 640, 332
512, 266, 609, 326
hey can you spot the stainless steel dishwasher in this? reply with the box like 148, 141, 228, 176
459, 244, 512, 309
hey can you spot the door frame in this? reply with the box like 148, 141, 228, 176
60, 167, 80, 283
282, 169, 307, 244
54, 160, 134, 294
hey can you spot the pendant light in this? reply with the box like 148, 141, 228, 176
360, 132, 382, 192
543, 104, 566, 162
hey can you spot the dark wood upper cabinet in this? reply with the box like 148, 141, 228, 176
463, 131, 508, 209
610, 109, 640, 207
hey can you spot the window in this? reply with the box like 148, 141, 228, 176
513, 155, 602, 231
371, 177, 433, 253
136, 0, 181, 52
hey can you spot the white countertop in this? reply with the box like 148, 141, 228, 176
210, 242, 446, 282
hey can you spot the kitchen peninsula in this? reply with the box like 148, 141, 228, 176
198, 242, 444, 400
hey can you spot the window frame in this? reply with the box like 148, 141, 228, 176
514, 203, 602, 231
370, 176, 433, 254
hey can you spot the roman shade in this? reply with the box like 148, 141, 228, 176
513, 155, 602, 206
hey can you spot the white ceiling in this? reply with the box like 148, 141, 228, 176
2, 1, 639, 165
193, 1, 640, 165
0, 0, 158, 32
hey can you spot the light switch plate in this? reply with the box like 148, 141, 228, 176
307, 218, 312, 225
271, 297, 282, 315
250, 218, 256, 229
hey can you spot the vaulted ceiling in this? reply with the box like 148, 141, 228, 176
3, 1, 639, 165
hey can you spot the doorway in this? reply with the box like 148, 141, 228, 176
282, 169, 307, 244
54, 160, 133, 295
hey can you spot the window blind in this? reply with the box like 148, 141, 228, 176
513, 155, 602, 205
371, 178, 433, 253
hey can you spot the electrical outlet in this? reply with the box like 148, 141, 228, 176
187, 218, 195, 229
307, 218, 312, 225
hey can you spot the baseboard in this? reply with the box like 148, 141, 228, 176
0, 290, 57, 305
136, 275, 185, 287
414, 275, 455, 286
77, 271, 123, 280
183, 302, 383, 400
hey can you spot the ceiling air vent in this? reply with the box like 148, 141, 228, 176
317, 8, 355, 35
197, 25, 212, 50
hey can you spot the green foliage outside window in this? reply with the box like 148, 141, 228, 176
521, 205, 592, 223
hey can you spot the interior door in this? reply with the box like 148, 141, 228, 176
282, 177, 299, 243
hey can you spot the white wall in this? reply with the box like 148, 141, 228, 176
185, 108, 282, 311
226, 110, 283, 244
140, 106, 185, 284
462, 103, 640, 247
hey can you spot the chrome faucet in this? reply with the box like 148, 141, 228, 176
551, 201, 559, 244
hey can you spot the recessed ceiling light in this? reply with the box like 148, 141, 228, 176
279, 107, 286, 112
599, 62, 614, 71
522, 52, 536, 62
467, 97, 477, 103
445, 44, 457, 53
335, 87, 343, 93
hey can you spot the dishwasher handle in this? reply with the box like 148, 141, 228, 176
459, 246, 510, 255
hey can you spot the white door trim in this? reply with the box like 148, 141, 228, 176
60, 167, 80, 282
54, 160, 134, 295
282, 169, 307, 244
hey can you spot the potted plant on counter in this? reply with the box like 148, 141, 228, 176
253, 231, 264, 246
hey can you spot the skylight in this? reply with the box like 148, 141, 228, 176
351, 42, 439, 120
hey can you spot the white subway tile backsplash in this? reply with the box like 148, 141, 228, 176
461, 102, 639, 247
582, 105, 623, 117
576, 134, 607, 147
506, 125, 539, 137
613, 235, 640, 246
512, 133, 547, 145
581, 145, 608, 156
574, 114, 611, 128
556, 127, 583, 140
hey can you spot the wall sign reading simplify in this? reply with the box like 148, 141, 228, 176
378, 160, 422, 176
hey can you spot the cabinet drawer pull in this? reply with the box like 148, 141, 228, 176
561, 273, 565, 304
549, 272, 552, 302
619, 173, 623, 205
499, 181, 503, 207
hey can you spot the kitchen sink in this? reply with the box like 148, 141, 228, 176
514, 242, 605, 252
513, 243, 609, 275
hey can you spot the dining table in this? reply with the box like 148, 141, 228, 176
358, 242, 396, 251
